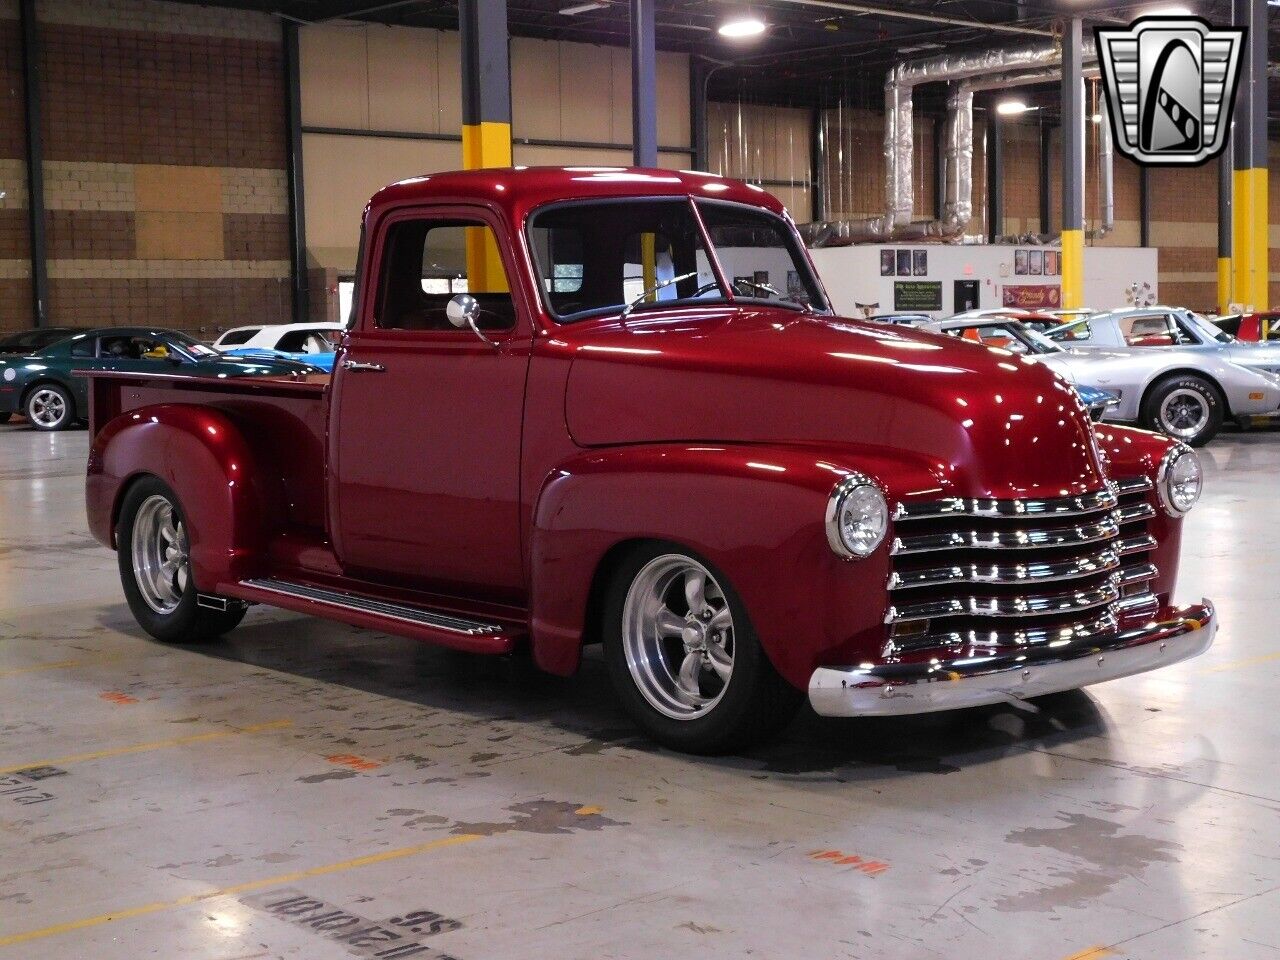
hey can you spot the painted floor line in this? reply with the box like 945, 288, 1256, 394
0, 653, 132, 678
1201, 650, 1280, 673
0, 833, 483, 948
1060, 948, 1116, 960
0, 718, 294, 775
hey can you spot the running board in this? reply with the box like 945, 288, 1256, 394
229, 577, 517, 654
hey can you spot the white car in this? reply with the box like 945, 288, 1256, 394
213, 323, 343, 356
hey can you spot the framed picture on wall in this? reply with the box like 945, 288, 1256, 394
1044, 250, 1060, 276
1028, 250, 1044, 275
880, 250, 895, 276
1014, 249, 1029, 275
896, 250, 912, 276
912, 250, 928, 276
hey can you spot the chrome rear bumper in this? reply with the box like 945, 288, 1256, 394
808, 601, 1216, 717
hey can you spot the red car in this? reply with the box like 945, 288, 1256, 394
1213, 312, 1280, 341
82, 168, 1216, 754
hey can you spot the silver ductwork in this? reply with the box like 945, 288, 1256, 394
805, 40, 1101, 246
1095, 98, 1114, 239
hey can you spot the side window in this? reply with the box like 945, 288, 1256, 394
219, 328, 259, 346
375, 218, 515, 332
1122, 314, 1178, 347
275, 330, 312, 352
1056, 321, 1091, 342
69, 336, 94, 358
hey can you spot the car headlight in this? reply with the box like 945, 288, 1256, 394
1157, 444, 1202, 517
825, 475, 889, 558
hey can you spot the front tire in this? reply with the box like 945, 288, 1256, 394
25, 383, 74, 431
1142, 375, 1223, 447
117, 477, 245, 643
602, 543, 802, 754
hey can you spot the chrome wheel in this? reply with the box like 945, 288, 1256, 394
621, 554, 735, 720
130, 495, 189, 614
1158, 388, 1209, 440
27, 388, 67, 429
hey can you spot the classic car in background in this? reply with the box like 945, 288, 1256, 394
0, 327, 322, 431
1045, 307, 1280, 446
950, 307, 1060, 330
0, 327, 78, 356
213, 322, 343, 355
1214, 312, 1280, 343
918, 317, 1120, 420
222, 346, 338, 372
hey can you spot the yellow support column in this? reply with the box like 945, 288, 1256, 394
1059, 21, 1085, 311
1232, 168, 1268, 311
1230, 0, 1268, 312
1061, 229, 1085, 310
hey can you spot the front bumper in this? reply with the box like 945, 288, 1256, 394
808, 600, 1215, 717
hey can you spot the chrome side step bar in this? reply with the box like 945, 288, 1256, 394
238, 578, 506, 636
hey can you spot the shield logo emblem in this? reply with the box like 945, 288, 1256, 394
1095, 17, 1246, 166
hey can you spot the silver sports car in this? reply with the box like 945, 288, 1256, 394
1040, 306, 1280, 446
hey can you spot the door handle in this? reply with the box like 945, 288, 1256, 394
342, 360, 386, 372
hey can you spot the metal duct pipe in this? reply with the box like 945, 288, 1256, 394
1095, 97, 1114, 239
804, 40, 1099, 246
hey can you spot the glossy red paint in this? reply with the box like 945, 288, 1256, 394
83, 167, 1198, 692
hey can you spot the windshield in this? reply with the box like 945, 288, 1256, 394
1024, 327, 1064, 354
526, 197, 827, 323
1183, 310, 1234, 344
163, 331, 219, 360
0, 329, 72, 353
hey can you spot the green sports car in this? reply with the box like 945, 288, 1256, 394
0, 326, 323, 431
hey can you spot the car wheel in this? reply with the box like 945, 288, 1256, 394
117, 477, 245, 643
602, 543, 802, 754
1142, 375, 1223, 447
25, 384, 74, 431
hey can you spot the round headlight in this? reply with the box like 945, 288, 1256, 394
826, 475, 889, 558
1158, 444, 1202, 516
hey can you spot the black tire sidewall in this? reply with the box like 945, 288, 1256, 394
601, 541, 800, 754
116, 476, 242, 643
25, 383, 73, 432
1144, 376, 1223, 447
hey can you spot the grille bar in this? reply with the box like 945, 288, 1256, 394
1116, 502, 1156, 523
894, 488, 1118, 521
888, 550, 1120, 590
890, 610, 1121, 654
1117, 533, 1157, 554
891, 519, 1119, 556
886, 580, 1121, 624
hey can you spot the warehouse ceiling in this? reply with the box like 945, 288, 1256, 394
182, 0, 1277, 115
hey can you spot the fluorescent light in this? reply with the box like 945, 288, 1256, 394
559, 1, 606, 14
718, 15, 766, 38
1091, 112, 1102, 123
1143, 5, 1192, 14
996, 100, 1030, 116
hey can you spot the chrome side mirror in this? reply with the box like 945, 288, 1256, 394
446, 293, 498, 349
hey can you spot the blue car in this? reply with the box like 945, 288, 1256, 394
1075, 383, 1120, 421
222, 347, 336, 372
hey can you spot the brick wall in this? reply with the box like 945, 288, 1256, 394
0, 0, 291, 337
0, 1, 31, 331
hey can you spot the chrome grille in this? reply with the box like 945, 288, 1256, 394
886, 476, 1158, 654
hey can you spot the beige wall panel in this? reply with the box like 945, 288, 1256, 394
302, 133, 458, 270
300, 23, 370, 129
768, 185, 812, 224
436, 30, 463, 134
559, 43, 614, 143
136, 211, 224, 260
366, 25, 442, 134
656, 51, 690, 149
513, 144, 689, 170
608, 46, 632, 146
512, 38, 562, 141
135, 165, 222, 213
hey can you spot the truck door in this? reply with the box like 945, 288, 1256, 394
328, 207, 532, 603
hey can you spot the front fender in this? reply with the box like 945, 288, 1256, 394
87, 404, 269, 591
528, 443, 943, 689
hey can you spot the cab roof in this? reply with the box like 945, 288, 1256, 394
366, 166, 789, 225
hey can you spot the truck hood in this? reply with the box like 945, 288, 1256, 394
564, 307, 1107, 500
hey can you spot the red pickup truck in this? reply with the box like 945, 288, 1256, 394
84, 167, 1216, 753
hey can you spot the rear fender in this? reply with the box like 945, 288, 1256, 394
87, 404, 269, 590
528, 443, 941, 688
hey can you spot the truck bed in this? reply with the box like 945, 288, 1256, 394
84, 369, 331, 531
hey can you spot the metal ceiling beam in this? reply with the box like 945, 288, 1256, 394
735, 0, 1054, 38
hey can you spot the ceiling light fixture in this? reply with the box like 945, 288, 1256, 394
718, 14, 767, 38
1143, 5, 1192, 15
1091, 112, 1103, 123
996, 99, 1030, 116
559, 1, 607, 15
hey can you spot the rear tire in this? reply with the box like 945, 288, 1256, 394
602, 542, 802, 754
25, 383, 74, 431
117, 477, 245, 643
1142, 375, 1223, 447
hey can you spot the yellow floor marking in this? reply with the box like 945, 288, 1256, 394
1202, 651, 1280, 674
0, 719, 293, 775
0, 833, 483, 948
0, 653, 129, 678
1061, 948, 1116, 960
574, 805, 603, 816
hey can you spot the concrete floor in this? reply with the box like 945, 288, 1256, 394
1, 422, 1279, 960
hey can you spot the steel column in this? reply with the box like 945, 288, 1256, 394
1039, 122, 1052, 234
811, 108, 826, 223
986, 111, 1002, 242
1060, 18, 1085, 309
459, 0, 512, 293
1218, 152, 1232, 313
630, 0, 657, 167
18, 0, 48, 327
690, 57, 710, 172
1231, 0, 1268, 310
283, 21, 309, 325
1138, 165, 1150, 248
933, 115, 945, 221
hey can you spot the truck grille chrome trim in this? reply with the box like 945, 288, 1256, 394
893, 488, 1117, 520
887, 550, 1121, 590
891, 519, 1119, 555
893, 610, 1121, 653
238, 578, 506, 636
1115, 502, 1156, 523
886, 580, 1121, 623
1117, 533, 1158, 554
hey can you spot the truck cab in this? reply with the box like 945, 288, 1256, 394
84, 167, 1216, 754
